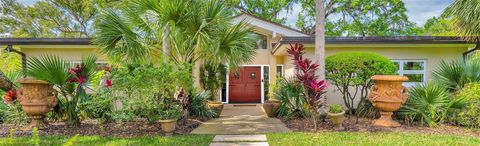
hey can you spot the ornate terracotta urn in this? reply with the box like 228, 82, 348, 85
369, 75, 408, 127
16, 78, 57, 128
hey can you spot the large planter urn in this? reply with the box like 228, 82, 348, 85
208, 101, 224, 116
159, 119, 177, 133
263, 100, 281, 117
16, 78, 57, 129
369, 75, 408, 127
325, 110, 346, 130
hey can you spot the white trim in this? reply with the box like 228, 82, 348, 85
225, 64, 270, 104
392, 60, 427, 87
276, 64, 284, 77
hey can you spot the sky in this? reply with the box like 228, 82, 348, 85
18, 0, 453, 28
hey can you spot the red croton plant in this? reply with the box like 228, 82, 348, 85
3, 90, 16, 103
287, 43, 329, 127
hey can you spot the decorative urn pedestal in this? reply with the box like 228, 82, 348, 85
369, 75, 408, 127
263, 100, 281, 117
16, 78, 57, 129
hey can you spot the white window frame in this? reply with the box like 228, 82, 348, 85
276, 64, 284, 77
392, 60, 427, 87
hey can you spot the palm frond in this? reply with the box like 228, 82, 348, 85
26, 55, 71, 85
444, 0, 480, 42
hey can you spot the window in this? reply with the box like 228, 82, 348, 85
263, 66, 270, 101
276, 65, 283, 77
250, 33, 268, 50
392, 60, 426, 86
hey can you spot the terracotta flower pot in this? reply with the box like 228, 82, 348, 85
208, 101, 224, 116
159, 119, 177, 133
369, 75, 408, 127
16, 78, 57, 129
326, 110, 345, 130
263, 100, 281, 117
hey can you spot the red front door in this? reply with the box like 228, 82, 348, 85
229, 67, 261, 103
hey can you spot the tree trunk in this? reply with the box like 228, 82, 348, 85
162, 24, 171, 61
0, 71, 15, 92
315, 0, 326, 80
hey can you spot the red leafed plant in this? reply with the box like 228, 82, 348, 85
287, 43, 328, 129
2, 90, 16, 104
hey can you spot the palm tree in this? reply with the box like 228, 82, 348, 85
94, 0, 256, 68
315, 0, 326, 80
445, 0, 480, 42
0, 71, 16, 92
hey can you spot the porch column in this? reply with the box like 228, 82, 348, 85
269, 55, 277, 99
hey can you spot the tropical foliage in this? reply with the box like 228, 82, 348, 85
325, 52, 397, 116
275, 78, 310, 120
199, 64, 227, 101
444, 0, 480, 42
287, 43, 328, 128
399, 82, 466, 127
433, 59, 480, 92
25, 55, 98, 126
188, 90, 217, 118
94, 0, 256, 67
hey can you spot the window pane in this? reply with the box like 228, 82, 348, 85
263, 66, 269, 101
393, 62, 400, 71
404, 74, 424, 82
276, 66, 283, 77
250, 33, 267, 49
403, 61, 424, 71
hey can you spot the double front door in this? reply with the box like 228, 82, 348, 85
228, 67, 261, 103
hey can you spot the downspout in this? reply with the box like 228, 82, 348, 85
4, 45, 27, 77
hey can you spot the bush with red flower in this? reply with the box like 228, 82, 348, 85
287, 43, 329, 128
2, 90, 16, 104
26, 55, 98, 126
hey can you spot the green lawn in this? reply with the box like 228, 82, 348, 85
2, 132, 479, 146
0, 134, 214, 146
267, 132, 480, 146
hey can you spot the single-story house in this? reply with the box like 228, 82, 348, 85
1, 13, 478, 105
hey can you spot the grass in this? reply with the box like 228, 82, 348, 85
2, 132, 479, 146
0, 134, 214, 146
267, 132, 480, 146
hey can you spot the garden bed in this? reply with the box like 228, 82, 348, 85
0, 116, 207, 138
281, 115, 480, 137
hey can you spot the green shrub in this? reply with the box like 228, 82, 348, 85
328, 104, 343, 114
80, 89, 114, 123
274, 78, 310, 120
453, 83, 480, 128
188, 90, 217, 118
0, 103, 29, 125
159, 104, 183, 120
326, 52, 397, 117
399, 82, 466, 127
199, 63, 227, 101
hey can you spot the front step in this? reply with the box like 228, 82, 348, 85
210, 135, 268, 146
210, 142, 269, 146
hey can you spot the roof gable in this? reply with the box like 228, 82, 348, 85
232, 13, 310, 37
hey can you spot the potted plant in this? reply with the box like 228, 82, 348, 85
325, 104, 345, 130
263, 82, 281, 117
158, 105, 183, 133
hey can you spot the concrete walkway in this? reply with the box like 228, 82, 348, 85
191, 104, 290, 134
210, 135, 269, 146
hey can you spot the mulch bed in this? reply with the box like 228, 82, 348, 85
281, 115, 480, 137
0, 116, 208, 138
